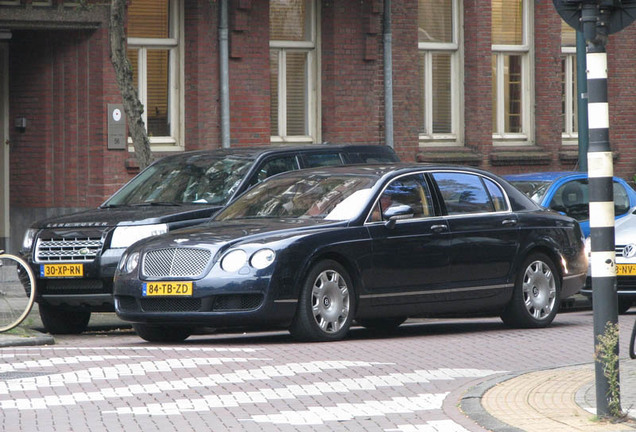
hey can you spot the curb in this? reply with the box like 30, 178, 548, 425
460, 372, 526, 432
0, 329, 54, 347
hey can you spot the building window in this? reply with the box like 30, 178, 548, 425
561, 20, 577, 143
127, 0, 183, 150
269, 0, 318, 144
418, 0, 462, 146
491, 0, 532, 143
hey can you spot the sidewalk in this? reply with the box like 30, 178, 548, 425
462, 360, 636, 431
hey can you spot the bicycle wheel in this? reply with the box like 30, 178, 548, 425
0, 252, 36, 332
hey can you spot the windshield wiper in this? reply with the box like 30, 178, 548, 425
130, 202, 183, 207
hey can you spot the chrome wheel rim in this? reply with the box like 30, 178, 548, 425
522, 260, 556, 320
311, 269, 350, 334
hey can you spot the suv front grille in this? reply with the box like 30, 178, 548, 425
142, 248, 212, 278
36, 237, 103, 262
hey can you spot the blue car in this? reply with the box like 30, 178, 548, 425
504, 171, 636, 237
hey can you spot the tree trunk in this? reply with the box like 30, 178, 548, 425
108, 0, 153, 170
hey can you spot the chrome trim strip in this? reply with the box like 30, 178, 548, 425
359, 284, 511, 299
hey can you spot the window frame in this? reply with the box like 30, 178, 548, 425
126, 0, 184, 152
491, 0, 534, 145
269, 0, 320, 145
418, 0, 463, 147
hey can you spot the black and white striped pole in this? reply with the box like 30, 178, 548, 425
582, 3, 618, 418
554, 0, 636, 417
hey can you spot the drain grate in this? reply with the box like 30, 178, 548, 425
0, 371, 51, 381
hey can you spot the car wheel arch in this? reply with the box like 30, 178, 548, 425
295, 251, 363, 312
513, 245, 564, 288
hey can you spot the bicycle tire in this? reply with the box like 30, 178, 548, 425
0, 251, 36, 332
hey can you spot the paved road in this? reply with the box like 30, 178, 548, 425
1, 309, 635, 431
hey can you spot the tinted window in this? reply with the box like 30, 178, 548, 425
433, 172, 494, 215
348, 151, 399, 164
614, 182, 631, 216
549, 180, 588, 221
304, 153, 345, 167
369, 174, 433, 222
249, 156, 300, 187
484, 178, 508, 211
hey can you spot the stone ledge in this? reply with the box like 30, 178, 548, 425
489, 147, 551, 166
416, 148, 482, 166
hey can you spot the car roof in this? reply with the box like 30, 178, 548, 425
262, 162, 508, 178
152, 144, 397, 164
503, 171, 583, 182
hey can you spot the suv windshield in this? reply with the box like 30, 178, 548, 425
103, 154, 255, 207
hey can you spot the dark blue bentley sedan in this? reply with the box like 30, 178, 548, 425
113, 164, 588, 342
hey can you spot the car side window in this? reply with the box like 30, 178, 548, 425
249, 156, 300, 187
614, 182, 631, 216
432, 172, 495, 215
549, 180, 589, 221
369, 174, 433, 222
484, 178, 508, 212
304, 153, 345, 168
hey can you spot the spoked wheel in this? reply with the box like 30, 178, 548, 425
501, 253, 560, 328
290, 260, 355, 342
0, 252, 36, 332
133, 323, 192, 343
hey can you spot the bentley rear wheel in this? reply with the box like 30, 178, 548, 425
501, 253, 560, 328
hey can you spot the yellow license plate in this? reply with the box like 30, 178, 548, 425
40, 264, 84, 278
617, 264, 636, 276
143, 281, 193, 296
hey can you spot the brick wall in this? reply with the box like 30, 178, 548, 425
7, 0, 636, 252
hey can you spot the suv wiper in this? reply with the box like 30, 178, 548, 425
130, 202, 183, 207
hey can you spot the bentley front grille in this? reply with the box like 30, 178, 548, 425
142, 248, 212, 278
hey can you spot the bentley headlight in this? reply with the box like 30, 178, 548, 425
221, 249, 247, 272
585, 237, 591, 257
111, 224, 168, 248
125, 251, 140, 274
250, 249, 276, 270
22, 228, 37, 251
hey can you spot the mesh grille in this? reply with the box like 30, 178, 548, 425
141, 298, 202, 312
213, 294, 263, 311
36, 237, 103, 262
43, 279, 105, 294
142, 248, 212, 278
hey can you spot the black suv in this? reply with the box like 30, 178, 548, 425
20, 145, 399, 334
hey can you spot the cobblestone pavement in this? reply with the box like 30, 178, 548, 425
2, 310, 636, 431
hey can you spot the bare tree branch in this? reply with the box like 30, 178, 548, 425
108, 0, 153, 169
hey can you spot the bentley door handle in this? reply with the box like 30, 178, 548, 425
431, 224, 448, 233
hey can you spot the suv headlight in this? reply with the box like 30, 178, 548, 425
111, 224, 168, 248
22, 228, 37, 251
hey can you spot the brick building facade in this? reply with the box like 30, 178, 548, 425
1, 0, 636, 252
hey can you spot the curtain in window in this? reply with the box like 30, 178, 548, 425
491, 0, 523, 45
417, 0, 453, 43
127, 0, 171, 137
